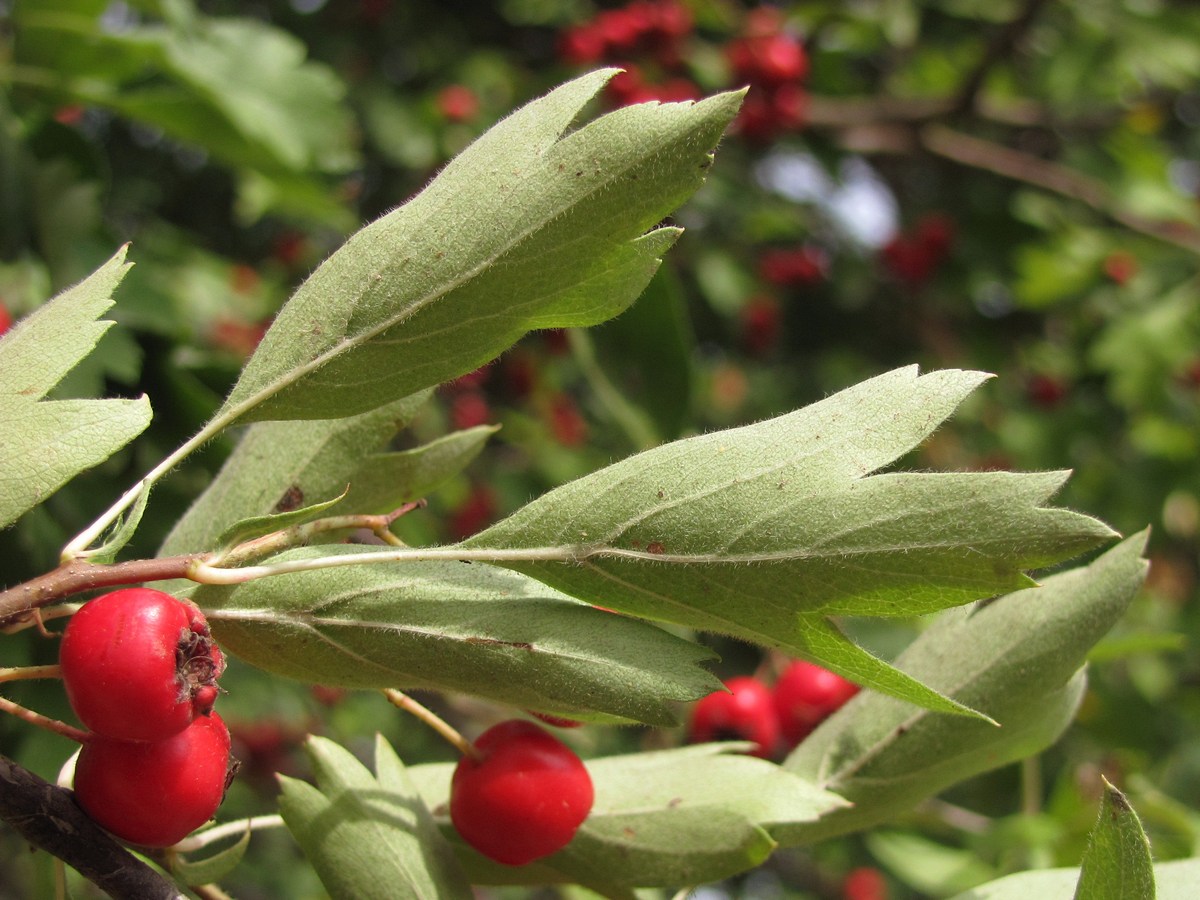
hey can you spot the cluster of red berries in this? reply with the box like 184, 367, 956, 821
450, 719, 593, 865
59, 588, 235, 847
688, 660, 859, 759
726, 8, 810, 142
880, 212, 956, 289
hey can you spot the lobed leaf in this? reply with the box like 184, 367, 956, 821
775, 532, 1149, 845
195, 547, 720, 726
278, 735, 472, 900
159, 392, 430, 557
214, 70, 742, 424
408, 744, 846, 891
464, 366, 1116, 714
0, 247, 152, 528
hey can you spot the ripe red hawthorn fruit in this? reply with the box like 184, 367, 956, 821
772, 660, 859, 747
1102, 250, 1138, 285
843, 865, 889, 900
688, 676, 780, 758
436, 84, 480, 123
450, 720, 594, 866
73, 712, 236, 848
60, 588, 225, 743
0, 302, 11, 336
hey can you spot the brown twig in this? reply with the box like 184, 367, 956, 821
0, 555, 205, 630
0, 754, 186, 899
949, 0, 1052, 118
920, 124, 1200, 254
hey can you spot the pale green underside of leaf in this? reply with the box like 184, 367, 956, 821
464, 366, 1116, 716
279, 735, 472, 900
195, 547, 720, 725
159, 391, 430, 556
215, 70, 742, 424
408, 744, 845, 892
0, 246, 152, 528
951, 858, 1200, 900
775, 532, 1149, 845
1073, 779, 1156, 900
168, 826, 251, 886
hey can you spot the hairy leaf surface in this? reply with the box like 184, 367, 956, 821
279, 735, 471, 900
215, 71, 742, 424
196, 547, 719, 725
776, 532, 1149, 845
464, 367, 1116, 714
0, 247, 151, 528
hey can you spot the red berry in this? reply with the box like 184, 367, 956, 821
73, 713, 235, 847
758, 245, 828, 287
558, 24, 607, 66
60, 588, 225, 743
688, 676, 780, 758
436, 84, 480, 123
739, 294, 783, 356
448, 484, 497, 540
547, 393, 588, 447
772, 660, 859, 747
449, 390, 492, 430
1026, 372, 1069, 409
450, 720, 594, 866
0, 303, 11, 336
1102, 250, 1138, 285
844, 866, 889, 900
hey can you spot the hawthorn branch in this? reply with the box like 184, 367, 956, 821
920, 124, 1200, 254
0, 555, 204, 630
0, 754, 185, 900
949, 0, 1052, 117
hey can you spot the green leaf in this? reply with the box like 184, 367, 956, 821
463, 366, 1116, 714
196, 547, 720, 726
408, 745, 847, 891
0, 246, 152, 528
775, 532, 1149, 846
278, 735, 472, 900
169, 825, 251, 886
328, 424, 499, 517
949, 859, 1200, 900
214, 71, 742, 424
1073, 778, 1156, 900
215, 487, 350, 550
159, 392, 430, 556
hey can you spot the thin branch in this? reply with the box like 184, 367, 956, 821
0, 555, 204, 629
920, 124, 1200, 255
949, 0, 1052, 118
0, 754, 186, 900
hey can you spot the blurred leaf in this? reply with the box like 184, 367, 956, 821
159, 392, 430, 556
591, 265, 695, 441
949, 859, 1200, 899
329, 425, 499, 517
465, 367, 1116, 717
215, 72, 742, 424
278, 735, 472, 900
197, 548, 720, 726
169, 825, 251, 886
408, 744, 847, 891
776, 532, 1149, 845
0, 246, 152, 528
868, 830, 996, 897
1073, 778, 1155, 900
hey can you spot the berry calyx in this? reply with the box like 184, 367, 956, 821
772, 660, 859, 747
688, 676, 780, 758
59, 588, 225, 743
73, 712, 236, 847
450, 719, 594, 866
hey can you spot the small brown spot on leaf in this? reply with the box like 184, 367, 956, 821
274, 485, 305, 512
647, 542, 665, 555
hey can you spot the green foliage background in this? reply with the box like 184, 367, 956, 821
1, 1, 1199, 897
